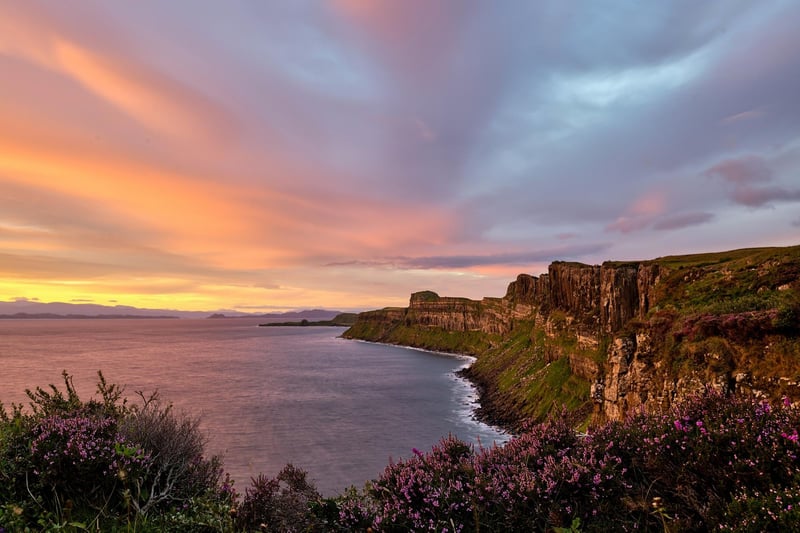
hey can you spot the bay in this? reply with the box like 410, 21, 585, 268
0, 318, 506, 495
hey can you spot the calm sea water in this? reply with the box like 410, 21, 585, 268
0, 318, 505, 495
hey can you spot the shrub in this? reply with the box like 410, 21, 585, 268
236, 464, 322, 532
371, 436, 477, 532
118, 391, 224, 516
29, 410, 150, 512
590, 391, 800, 529
774, 303, 799, 334
0, 372, 232, 531
4, 374, 800, 531
355, 392, 800, 531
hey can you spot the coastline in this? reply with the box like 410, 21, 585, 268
342, 336, 514, 438
455, 365, 521, 434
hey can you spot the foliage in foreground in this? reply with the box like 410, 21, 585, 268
2, 376, 799, 532
0, 372, 235, 532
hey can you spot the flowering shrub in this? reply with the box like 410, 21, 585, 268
346, 391, 800, 531
30, 411, 149, 510
332, 485, 379, 531
236, 464, 322, 532
719, 485, 800, 531
472, 415, 628, 530
3, 374, 800, 531
0, 372, 232, 531
371, 435, 477, 531
675, 310, 779, 343
590, 391, 800, 529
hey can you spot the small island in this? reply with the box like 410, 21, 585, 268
259, 312, 358, 327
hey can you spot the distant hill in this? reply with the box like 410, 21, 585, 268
0, 300, 196, 319
0, 300, 347, 320
209, 309, 344, 320
0, 313, 178, 319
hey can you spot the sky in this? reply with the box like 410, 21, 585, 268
1, 1, 799, 313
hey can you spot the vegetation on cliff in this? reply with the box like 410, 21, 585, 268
3, 375, 799, 531
343, 245, 800, 430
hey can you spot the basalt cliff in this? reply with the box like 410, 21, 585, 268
343, 246, 800, 430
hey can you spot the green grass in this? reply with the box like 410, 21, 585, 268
650, 245, 800, 315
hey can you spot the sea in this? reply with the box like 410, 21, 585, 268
0, 318, 506, 495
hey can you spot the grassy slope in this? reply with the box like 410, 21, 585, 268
345, 246, 800, 430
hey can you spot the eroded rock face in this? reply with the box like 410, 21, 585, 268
344, 247, 800, 426
597, 334, 659, 422
548, 262, 601, 318
600, 265, 639, 333
357, 262, 669, 341
397, 291, 516, 335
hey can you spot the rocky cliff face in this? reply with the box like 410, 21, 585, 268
344, 246, 800, 428
404, 291, 511, 335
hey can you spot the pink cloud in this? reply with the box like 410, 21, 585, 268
630, 191, 667, 216
705, 155, 772, 184
606, 191, 667, 233
704, 155, 800, 207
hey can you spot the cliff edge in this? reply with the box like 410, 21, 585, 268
343, 246, 800, 430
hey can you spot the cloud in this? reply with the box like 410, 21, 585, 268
722, 108, 765, 124
705, 155, 800, 207
606, 217, 647, 234
2, 2, 800, 311
0, 5, 239, 146
793, 218, 800, 228
705, 155, 772, 184
731, 186, 800, 208
630, 192, 667, 216
653, 212, 714, 231
326, 243, 611, 270
605, 191, 668, 234
51, 39, 240, 143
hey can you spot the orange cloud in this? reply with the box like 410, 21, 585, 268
52, 38, 238, 143
0, 5, 237, 147
0, 138, 243, 239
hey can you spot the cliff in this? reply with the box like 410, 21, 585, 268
343, 246, 800, 430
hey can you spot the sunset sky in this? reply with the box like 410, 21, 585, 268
2, 1, 799, 313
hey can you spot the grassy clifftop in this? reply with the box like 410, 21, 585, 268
343, 245, 800, 430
